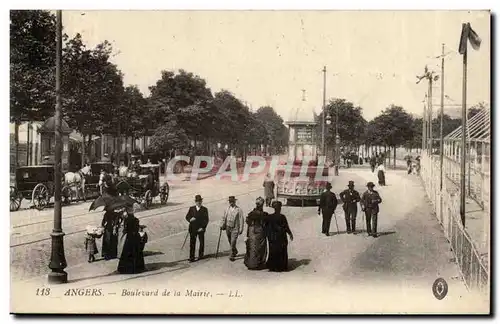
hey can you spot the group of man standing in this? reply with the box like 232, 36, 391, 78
318, 181, 383, 237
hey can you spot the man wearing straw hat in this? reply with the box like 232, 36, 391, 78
360, 182, 383, 237
185, 194, 209, 262
220, 196, 245, 261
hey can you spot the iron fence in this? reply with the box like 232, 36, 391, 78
420, 153, 489, 295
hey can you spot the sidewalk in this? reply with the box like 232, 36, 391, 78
11, 169, 488, 314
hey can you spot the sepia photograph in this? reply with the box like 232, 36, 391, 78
9, 9, 491, 314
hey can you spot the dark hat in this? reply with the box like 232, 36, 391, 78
348, 181, 355, 187
228, 196, 236, 202
271, 200, 282, 209
195, 194, 203, 202
256, 197, 265, 205
326, 182, 332, 189
366, 182, 375, 188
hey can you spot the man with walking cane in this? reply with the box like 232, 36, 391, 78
318, 182, 338, 236
219, 196, 244, 261
185, 194, 209, 262
360, 182, 382, 238
339, 181, 361, 234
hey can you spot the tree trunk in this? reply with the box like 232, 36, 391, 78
14, 121, 19, 167
26, 122, 31, 165
81, 134, 86, 168
393, 146, 396, 169
117, 125, 121, 164
88, 135, 93, 163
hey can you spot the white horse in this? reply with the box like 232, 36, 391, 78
64, 165, 91, 201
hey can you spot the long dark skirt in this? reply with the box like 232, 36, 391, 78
102, 227, 118, 260
117, 233, 145, 274
267, 239, 288, 272
244, 224, 267, 270
378, 170, 386, 186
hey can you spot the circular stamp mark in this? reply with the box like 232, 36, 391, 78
432, 278, 448, 300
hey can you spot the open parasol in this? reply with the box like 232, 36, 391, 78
89, 194, 139, 212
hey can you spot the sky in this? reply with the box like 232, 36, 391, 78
61, 10, 490, 122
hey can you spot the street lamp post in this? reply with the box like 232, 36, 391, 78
325, 114, 331, 160
334, 103, 340, 176
48, 10, 68, 284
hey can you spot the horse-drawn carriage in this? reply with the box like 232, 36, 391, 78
85, 161, 115, 198
116, 164, 169, 209
10, 165, 72, 211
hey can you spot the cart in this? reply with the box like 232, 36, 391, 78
10, 165, 72, 211
85, 161, 116, 198
116, 164, 169, 209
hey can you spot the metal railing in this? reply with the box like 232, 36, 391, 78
420, 153, 489, 295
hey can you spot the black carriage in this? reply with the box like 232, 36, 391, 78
10, 165, 72, 211
85, 161, 116, 198
116, 164, 169, 209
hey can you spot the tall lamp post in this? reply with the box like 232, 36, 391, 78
48, 10, 68, 284
334, 104, 340, 176
325, 113, 332, 160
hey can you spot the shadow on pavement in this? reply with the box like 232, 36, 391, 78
376, 231, 396, 237
202, 251, 232, 259
328, 230, 348, 236
71, 260, 191, 287
287, 258, 311, 272
145, 260, 187, 271
286, 200, 318, 207
143, 251, 164, 257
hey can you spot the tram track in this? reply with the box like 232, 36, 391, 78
10, 183, 262, 248
11, 174, 262, 229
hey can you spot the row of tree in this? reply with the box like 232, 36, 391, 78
317, 98, 485, 163
11, 10, 485, 166
10, 10, 288, 164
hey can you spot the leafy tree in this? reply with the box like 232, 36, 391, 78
254, 106, 288, 154
213, 90, 251, 153
468, 102, 487, 120
370, 105, 415, 167
10, 10, 57, 122
120, 85, 149, 139
323, 98, 367, 151
149, 70, 215, 147
62, 35, 125, 163
149, 118, 189, 156
10, 10, 57, 165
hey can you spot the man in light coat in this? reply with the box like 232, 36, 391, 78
220, 196, 244, 261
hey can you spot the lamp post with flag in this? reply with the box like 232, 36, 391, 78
458, 22, 481, 227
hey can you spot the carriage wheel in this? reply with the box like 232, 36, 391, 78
143, 190, 153, 209
10, 186, 22, 211
32, 184, 49, 210
160, 183, 169, 205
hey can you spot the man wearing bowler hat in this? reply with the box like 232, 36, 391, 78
339, 181, 361, 234
360, 182, 382, 237
318, 182, 338, 236
220, 196, 245, 261
185, 194, 209, 262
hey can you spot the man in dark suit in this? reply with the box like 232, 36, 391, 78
339, 180, 361, 234
360, 182, 382, 237
185, 194, 209, 262
318, 182, 338, 236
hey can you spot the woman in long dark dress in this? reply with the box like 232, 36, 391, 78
117, 206, 145, 274
376, 163, 386, 186
244, 197, 268, 270
266, 201, 294, 272
101, 210, 119, 260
